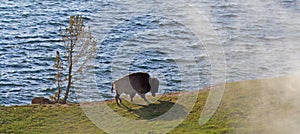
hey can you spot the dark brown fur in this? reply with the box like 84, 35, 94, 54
129, 72, 151, 94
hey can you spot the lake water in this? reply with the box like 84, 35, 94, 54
1, 0, 300, 105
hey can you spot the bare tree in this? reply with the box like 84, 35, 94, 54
60, 15, 97, 104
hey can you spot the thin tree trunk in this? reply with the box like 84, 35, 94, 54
63, 43, 73, 104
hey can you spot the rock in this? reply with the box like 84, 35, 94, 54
32, 97, 53, 104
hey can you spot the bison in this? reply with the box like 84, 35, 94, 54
111, 72, 159, 107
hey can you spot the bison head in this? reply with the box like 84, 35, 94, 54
149, 78, 159, 97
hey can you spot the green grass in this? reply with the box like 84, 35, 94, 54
1, 75, 300, 133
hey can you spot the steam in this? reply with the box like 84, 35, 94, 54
234, 75, 300, 134
222, 1, 300, 133
188, 0, 300, 133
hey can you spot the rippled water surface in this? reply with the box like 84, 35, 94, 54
1, 0, 300, 105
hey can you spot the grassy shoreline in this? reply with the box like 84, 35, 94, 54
1, 75, 300, 133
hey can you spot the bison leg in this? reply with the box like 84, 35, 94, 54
129, 93, 136, 103
139, 93, 150, 104
118, 96, 123, 105
115, 93, 121, 107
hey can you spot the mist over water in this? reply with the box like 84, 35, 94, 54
0, 0, 300, 108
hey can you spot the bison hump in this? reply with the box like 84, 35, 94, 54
129, 72, 151, 94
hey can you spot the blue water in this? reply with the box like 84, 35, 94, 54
1, 0, 300, 105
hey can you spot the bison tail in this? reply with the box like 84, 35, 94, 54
111, 84, 114, 93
